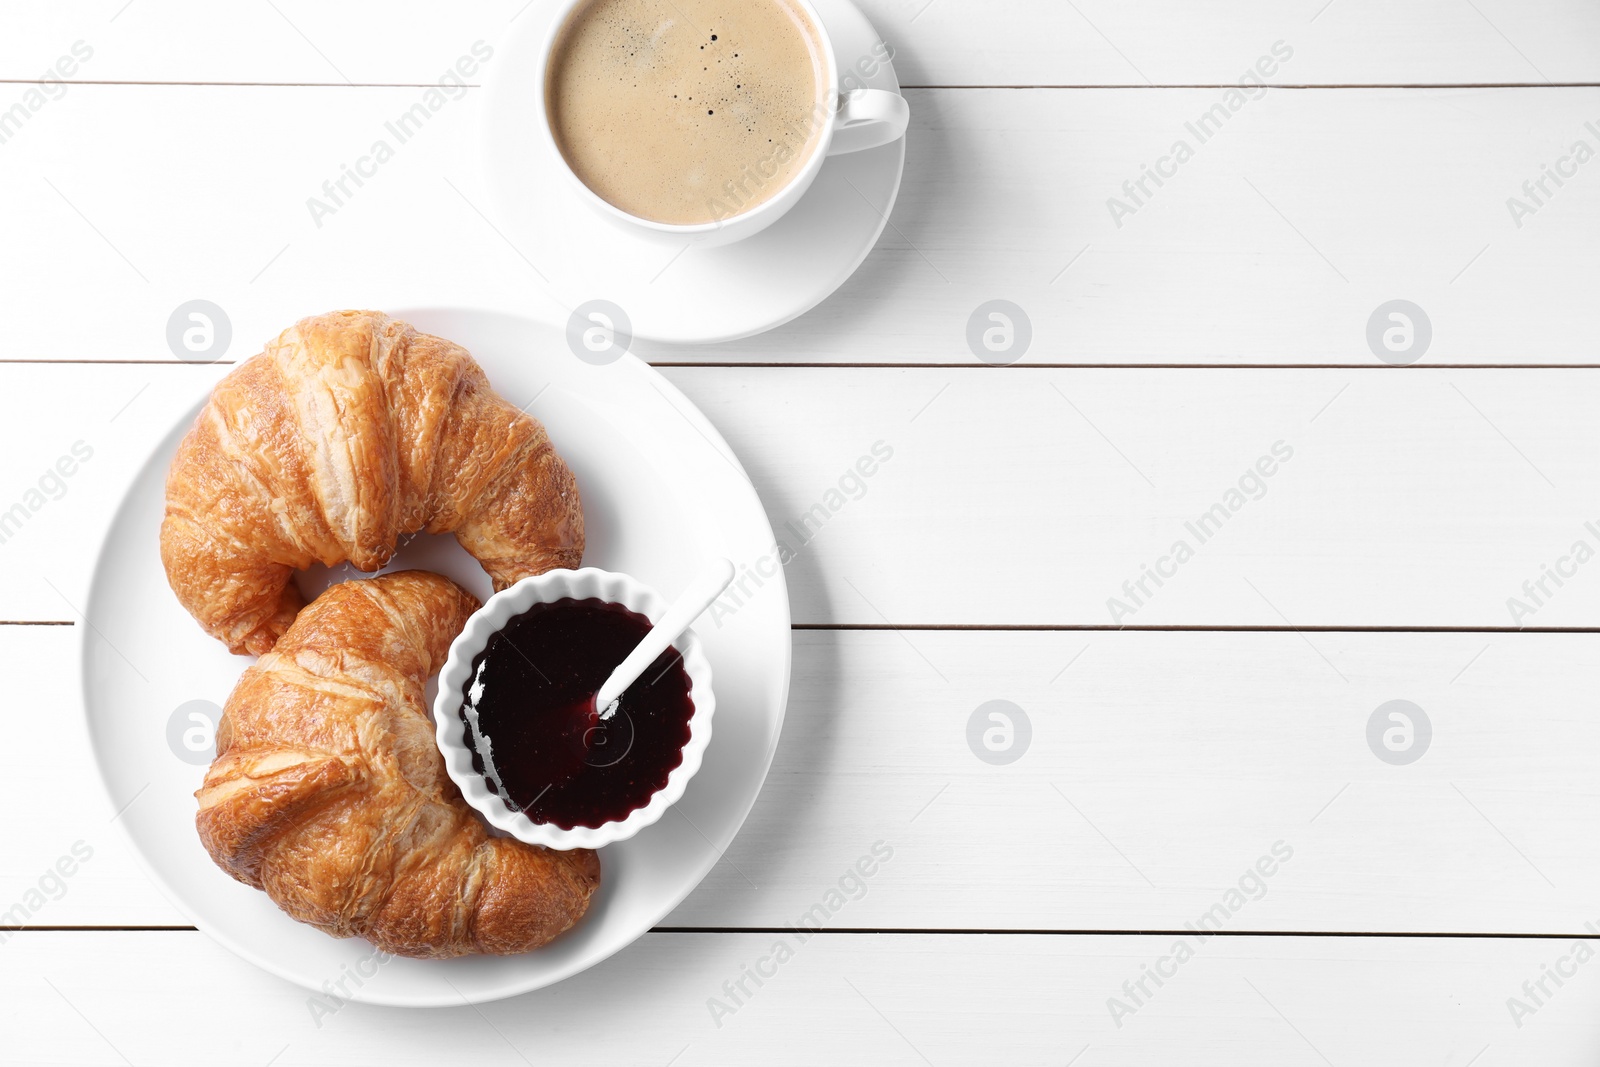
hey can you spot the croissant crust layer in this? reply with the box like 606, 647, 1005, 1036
161, 309, 584, 654
195, 570, 601, 958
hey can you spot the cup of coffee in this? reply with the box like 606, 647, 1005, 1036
535, 0, 910, 246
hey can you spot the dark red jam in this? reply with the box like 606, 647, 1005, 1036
458, 597, 695, 830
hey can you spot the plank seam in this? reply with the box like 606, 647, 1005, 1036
9, 361, 1600, 370
0, 80, 1593, 89
6, 925, 1600, 939
15, 621, 1600, 633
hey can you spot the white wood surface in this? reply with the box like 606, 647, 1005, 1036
14, 623, 1600, 934
7, 932, 1596, 1065
4, 0, 1599, 1062
4, 364, 1598, 626
0, 84, 1597, 364
4, 0, 1599, 86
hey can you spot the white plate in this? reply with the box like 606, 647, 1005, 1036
78, 308, 792, 1006
479, 0, 907, 344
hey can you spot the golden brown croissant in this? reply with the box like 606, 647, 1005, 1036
196, 570, 601, 958
161, 309, 583, 655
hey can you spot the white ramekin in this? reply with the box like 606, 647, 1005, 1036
433, 567, 714, 850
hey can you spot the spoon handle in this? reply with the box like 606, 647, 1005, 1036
595, 558, 735, 713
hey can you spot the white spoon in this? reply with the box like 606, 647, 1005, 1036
595, 558, 735, 720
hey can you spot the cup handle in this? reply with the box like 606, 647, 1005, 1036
827, 89, 910, 156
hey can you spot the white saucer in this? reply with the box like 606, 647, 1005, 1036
479, 0, 907, 345
78, 309, 792, 1005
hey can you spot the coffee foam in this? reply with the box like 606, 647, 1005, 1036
547, 0, 826, 225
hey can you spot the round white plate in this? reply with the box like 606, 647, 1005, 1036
78, 308, 792, 1006
479, 0, 907, 344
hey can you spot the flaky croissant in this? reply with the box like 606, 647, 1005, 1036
161, 310, 583, 655
196, 570, 600, 958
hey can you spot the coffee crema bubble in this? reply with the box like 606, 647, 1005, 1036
546, 0, 827, 225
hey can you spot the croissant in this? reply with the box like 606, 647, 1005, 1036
161, 309, 583, 655
196, 570, 601, 957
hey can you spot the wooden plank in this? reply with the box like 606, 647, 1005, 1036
4, 363, 1599, 627
3, 0, 1598, 86
1, 930, 1596, 1063
12, 624, 1600, 933
0, 85, 1596, 364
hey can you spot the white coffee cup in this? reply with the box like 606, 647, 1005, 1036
534, 0, 910, 247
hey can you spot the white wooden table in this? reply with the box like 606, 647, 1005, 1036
4, 1, 1600, 1062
